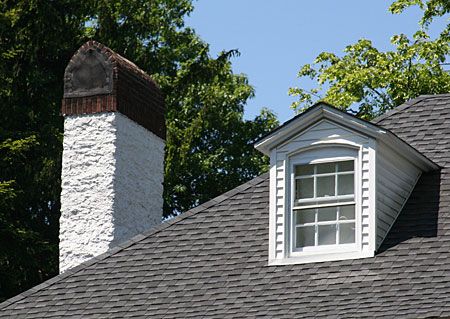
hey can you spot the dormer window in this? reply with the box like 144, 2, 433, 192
287, 147, 360, 261
254, 103, 437, 265
293, 160, 356, 251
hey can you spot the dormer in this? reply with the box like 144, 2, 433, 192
255, 103, 438, 265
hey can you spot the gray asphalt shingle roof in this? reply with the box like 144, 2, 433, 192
1, 94, 450, 318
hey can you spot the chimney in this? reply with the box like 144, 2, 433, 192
59, 41, 165, 273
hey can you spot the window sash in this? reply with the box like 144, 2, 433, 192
294, 162, 355, 202
295, 220, 355, 227
294, 171, 354, 179
292, 160, 356, 251
294, 204, 356, 226
293, 204, 356, 249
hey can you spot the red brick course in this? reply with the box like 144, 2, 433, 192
61, 41, 166, 140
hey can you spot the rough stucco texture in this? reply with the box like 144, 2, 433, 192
60, 112, 164, 273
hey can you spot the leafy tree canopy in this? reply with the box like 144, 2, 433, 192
289, 0, 450, 119
0, 0, 277, 301
390, 0, 450, 28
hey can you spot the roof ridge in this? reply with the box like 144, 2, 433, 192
372, 94, 450, 124
0, 173, 269, 311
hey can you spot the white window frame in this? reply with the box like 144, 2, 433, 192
288, 146, 362, 258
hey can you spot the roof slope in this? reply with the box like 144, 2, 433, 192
2, 95, 450, 318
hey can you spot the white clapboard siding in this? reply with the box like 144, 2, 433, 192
376, 143, 421, 249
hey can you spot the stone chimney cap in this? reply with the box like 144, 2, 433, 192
62, 41, 165, 139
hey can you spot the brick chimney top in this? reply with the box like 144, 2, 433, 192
62, 41, 165, 139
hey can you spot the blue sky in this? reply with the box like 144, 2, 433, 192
186, 1, 447, 122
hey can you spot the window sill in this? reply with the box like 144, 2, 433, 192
292, 243, 357, 254
268, 250, 375, 266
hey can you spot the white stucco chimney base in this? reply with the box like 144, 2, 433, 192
59, 112, 164, 273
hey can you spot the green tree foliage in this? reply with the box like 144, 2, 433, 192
161, 52, 278, 214
289, 0, 450, 119
0, 0, 277, 301
0, 0, 89, 301
390, 0, 450, 29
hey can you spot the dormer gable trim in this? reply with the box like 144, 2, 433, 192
255, 103, 438, 172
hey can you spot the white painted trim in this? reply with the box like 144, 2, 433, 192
276, 119, 368, 152
293, 199, 355, 210
255, 104, 438, 171
286, 146, 363, 261
291, 241, 357, 254
367, 139, 377, 254
268, 250, 374, 266
286, 141, 361, 161
355, 145, 363, 252
254, 105, 382, 153
280, 153, 288, 258
268, 151, 277, 262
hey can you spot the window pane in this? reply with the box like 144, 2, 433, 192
296, 178, 314, 199
318, 224, 336, 245
296, 226, 315, 247
295, 164, 314, 176
339, 222, 355, 244
337, 160, 354, 172
318, 207, 336, 222
337, 174, 354, 195
295, 209, 315, 225
316, 162, 335, 174
339, 205, 355, 220
316, 176, 335, 197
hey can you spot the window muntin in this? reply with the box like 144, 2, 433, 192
294, 160, 355, 207
294, 205, 356, 248
292, 160, 356, 250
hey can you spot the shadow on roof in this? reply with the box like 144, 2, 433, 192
378, 169, 440, 253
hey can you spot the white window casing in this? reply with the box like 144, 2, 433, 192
289, 150, 358, 256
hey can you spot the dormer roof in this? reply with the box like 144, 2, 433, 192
255, 102, 438, 171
